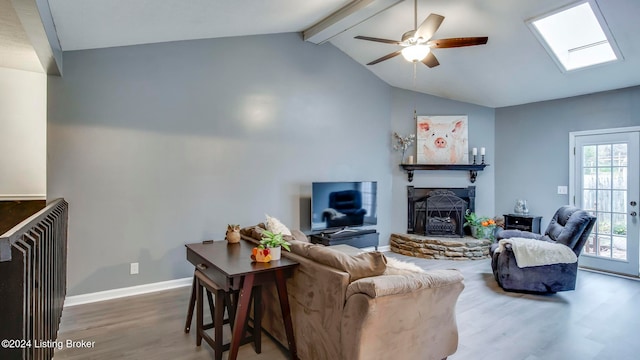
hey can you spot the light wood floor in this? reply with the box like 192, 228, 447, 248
54, 253, 640, 360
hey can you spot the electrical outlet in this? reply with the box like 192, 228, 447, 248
130, 262, 139, 275
557, 186, 568, 195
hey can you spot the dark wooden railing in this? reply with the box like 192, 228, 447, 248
0, 200, 45, 235
0, 198, 68, 360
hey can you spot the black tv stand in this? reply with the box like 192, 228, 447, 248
310, 228, 378, 249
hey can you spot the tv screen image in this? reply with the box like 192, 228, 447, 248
311, 181, 378, 231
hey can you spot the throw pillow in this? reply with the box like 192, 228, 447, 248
250, 226, 266, 241
239, 225, 265, 244
240, 223, 265, 238
265, 214, 292, 236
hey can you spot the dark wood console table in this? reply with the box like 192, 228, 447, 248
186, 240, 299, 360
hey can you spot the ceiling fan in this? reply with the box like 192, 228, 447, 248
355, 0, 488, 67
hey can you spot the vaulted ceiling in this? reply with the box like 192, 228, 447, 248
3, 0, 640, 107
0, 0, 42, 72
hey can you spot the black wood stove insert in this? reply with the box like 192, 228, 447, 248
407, 186, 476, 237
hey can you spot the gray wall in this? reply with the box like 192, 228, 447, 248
47, 33, 393, 295
389, 87, 496, 234
495, 85, 640, 229
0, 67, 46, 199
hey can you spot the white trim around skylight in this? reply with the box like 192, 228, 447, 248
526, 0, 623, 73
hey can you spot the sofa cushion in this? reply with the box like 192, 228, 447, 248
346, 269, 464, 299
291, 242, 386, 282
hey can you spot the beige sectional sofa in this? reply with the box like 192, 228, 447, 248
241, 225, 465, 360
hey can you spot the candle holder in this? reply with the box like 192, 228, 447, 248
472, 155, 477, 165
481, 155, 485, 165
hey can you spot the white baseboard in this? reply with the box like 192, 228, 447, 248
64, 277, 192, 307
0, 194, 46, 200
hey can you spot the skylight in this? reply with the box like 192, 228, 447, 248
528, 1, 620, 72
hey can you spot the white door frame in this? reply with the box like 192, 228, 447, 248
569, 126, 640, 276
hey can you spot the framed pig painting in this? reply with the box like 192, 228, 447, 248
416, 115, 469, 164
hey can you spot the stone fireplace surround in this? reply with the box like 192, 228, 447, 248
390, 233, 491, 260
394, 185, 490, 260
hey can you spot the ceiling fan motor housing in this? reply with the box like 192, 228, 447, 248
401, 30, 418, 44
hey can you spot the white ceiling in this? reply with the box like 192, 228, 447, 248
47, 0, 351, 51
3, 0, 640, 107
0, 0, 42, 72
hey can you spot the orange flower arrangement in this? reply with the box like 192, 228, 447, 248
464, 210, 497, 241
481, 219, 495, 227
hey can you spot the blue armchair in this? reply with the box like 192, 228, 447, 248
490, 206, 596, 293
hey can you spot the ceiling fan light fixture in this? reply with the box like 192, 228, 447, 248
401, 45, 430, 62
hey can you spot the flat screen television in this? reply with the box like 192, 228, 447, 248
311, 181, 378, 232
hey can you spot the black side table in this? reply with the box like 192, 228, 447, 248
503, 214, 543, 234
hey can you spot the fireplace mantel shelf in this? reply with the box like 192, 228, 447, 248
400, 164, 488, 183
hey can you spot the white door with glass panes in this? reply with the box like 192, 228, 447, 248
573, 130, 639, 276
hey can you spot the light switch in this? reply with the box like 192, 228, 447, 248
557, 186, 568, 195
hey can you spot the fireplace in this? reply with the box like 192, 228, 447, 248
407, 186, 476, 237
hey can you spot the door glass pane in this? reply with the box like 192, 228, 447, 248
597, 190, 611, 212
612, 236, 627, 260
613, 143, 627, 166
597, 213, 612, 235
583, 145, 597, 166
612, 213, 627, 235
583, 190, 597, 211
584, 234, 596, 255
612, 191, 627, 213
583, 167, 596, 189
597, 168, 611, 189
597, 235, 612, 257
612, 167, 627, 189
598, 144, 612, 166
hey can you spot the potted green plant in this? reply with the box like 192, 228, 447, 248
260, 230, 291, 261
463, 210, 497, 241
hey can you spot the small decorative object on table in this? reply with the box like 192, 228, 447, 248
392, 132, 416, 164
464, 210, 497, 241
514, 199, 529, 214
258, 230, 291, 261
251, 247, 272, 263
225, 224, 241, 244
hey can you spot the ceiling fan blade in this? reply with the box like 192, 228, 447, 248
421, 52, 439, 68
354, 36, 402, 45
427, 37, 488, 48
366, 50, 402, 65
415, 13, 445, 41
